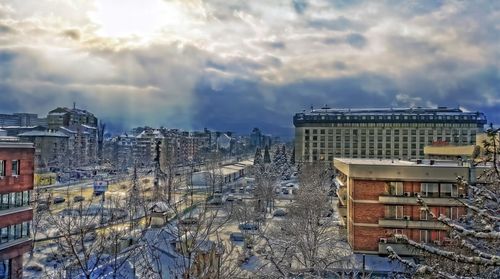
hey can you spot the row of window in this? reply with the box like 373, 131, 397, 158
0, 160, 20, 177
305, 128, 475, 136
299, 113, 482, 121
305, 135, 471, 143
388, 229, 449, 243
386, 182, 460, 198
0, 191, 31, 210
385, 206, 460, 220
0, 221, 31, 244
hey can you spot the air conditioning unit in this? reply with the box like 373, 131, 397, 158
403, 216, 411, 220
459, 194, 466, 198
379, 238, 387, 243
413, 192, 420, 197
433, 240, 442, 246
404, 192, 411, 197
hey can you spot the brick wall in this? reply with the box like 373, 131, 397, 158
353, 203, 384, 223
0, 147, 35, 193
352, 180, 385, 200
0, 210, 32, 228
352, 226, 385, 251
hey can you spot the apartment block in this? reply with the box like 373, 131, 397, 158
294, 107, 486, 163
0, 138, 35, 279
334, 158, 470, 256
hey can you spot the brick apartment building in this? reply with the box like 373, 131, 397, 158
0, 137, 34, 278
334, 158, 470, 256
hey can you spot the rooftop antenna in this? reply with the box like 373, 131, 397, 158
73, 102, 76, 110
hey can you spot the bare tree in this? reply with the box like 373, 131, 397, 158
204, 151, 224, 196
256, 162, 353, 278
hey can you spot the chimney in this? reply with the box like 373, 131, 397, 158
430, 159, 435, 165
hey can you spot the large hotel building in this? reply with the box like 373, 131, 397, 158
293, 107, 486, 162
0, 137, 34, 279
334, 158, 471, 255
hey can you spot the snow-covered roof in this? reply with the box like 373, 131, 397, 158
17, 130, 69, 138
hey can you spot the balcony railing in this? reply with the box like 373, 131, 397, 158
378, 218, 448, 230
379, 195, 465, 206
378, 242, 422, 256
0, 237, 31, 252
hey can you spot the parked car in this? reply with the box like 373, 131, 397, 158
230, 232, 245, 242
180, 216, 198, 225
73, 196, 85, 203
239, 223, 259, 231
282, 188, 289, 195
37, 203, 49, 211
53, 197, 65, 204
273, 209, 287, 217
225, 194, 235, 202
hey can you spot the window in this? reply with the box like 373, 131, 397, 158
440, 183, 458, 197
387, 182, 403, 196
420, 230, 430, 243
420, 209, 429, 220
421, 183, 439, 197
11, 160, 19, 176
385, 205, 404, 219
0, 160, 5, 176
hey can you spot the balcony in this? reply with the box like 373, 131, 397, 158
378, 219, 448, 230
379, 195, 465, 206
378, 241, 422, 256
0, 237, 31, 252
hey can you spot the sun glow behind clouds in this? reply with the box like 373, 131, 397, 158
89, 0, 185, 40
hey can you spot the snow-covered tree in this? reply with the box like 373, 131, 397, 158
254, 147, 263, 167
257, 162, 354, 277
263, 145, 271, 164
388, 127, 500, 278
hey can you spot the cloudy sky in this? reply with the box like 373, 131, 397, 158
0, 0, 499, 137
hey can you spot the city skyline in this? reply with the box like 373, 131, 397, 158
1, 1, 499, 136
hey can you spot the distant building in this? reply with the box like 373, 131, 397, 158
250, 128, 272, 148
294, 107, 487, 163
17, 130, 69, 170
47, 107, 97, 130
47, 106, 99, 167
0, 113, 47, 128
0, 137, 35, 279
334, 158, 471, 256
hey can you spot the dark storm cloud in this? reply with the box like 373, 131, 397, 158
292, 0, 308, 14
0, 0, 499, 137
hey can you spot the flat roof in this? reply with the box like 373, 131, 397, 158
0, 137, 34, 149
334, 158, 471, 182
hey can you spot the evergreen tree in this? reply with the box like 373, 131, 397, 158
254, 147, 262, 166
281, 145, 287, 163
263, 145, 271, 164
273, 145, 281, 163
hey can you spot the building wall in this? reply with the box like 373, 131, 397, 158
0, 143, 34, 279
296, 125, 481, 163
342, 174, 467, 254
0, 148, 35, 192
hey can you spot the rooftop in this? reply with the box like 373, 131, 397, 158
17, 130, 69, 138
0, 137, 34, 148
334, 158, 469, 167
294, 106, 487, 126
